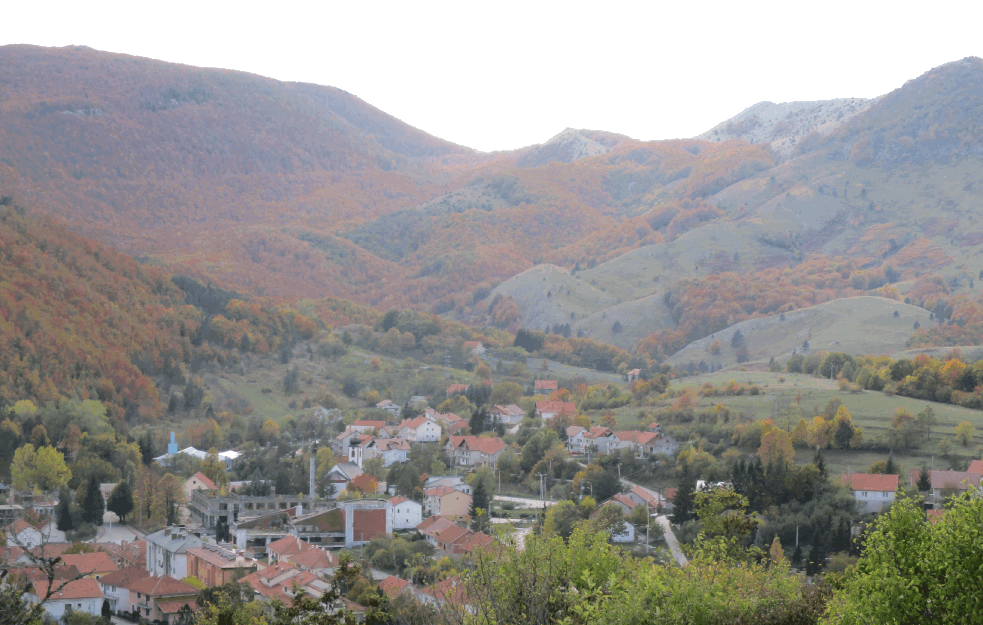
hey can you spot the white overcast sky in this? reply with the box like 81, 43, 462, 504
4, 1, 983, 152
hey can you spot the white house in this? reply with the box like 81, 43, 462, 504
388, 496, 423, 530
398, 416, 442, 443
842, 473, 899, 513
145, 526, 204, 579
6, 519, 42, 549
25, 579, 103, 619
99, 566, 150, 614
490, 405, 525, 425
566, 426, 587, 454
611, 521, 635, 543
366, 438, 412, 467
375, 400, 402, 419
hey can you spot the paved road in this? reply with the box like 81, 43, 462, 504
493, 495, 557, 508
94, 511, 144, 544
655, 515, 688, 566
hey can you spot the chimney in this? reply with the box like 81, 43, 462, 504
164, 528, 171, 536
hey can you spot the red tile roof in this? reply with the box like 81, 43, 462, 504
969, 460, 983, 475
31, 578, 103, 600
447, 384, 470, 395
129, 575, 199, 597
907, 469, 982, 491
157, 599, 198, 614
353, 420, 387, 429
97, 566, 150, 589
457, 531, 497, 555
266, 536, 314, 559
536, 400, 575, 416
287, 548, 336, 571
379, 575, 411, 596
434, 525, 470, 547
61, 551, 118, 575
389, 495, 409, 505
418, 517, 457, 537
7, 519, 34, 534
188, 472, 217, 491
841, 473, 899, 492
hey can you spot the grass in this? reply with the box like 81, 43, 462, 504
602, 371, 983, 477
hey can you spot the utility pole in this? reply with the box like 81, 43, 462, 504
536, 473, 547, 501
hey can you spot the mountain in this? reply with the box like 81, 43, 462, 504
4, 46, 983, 367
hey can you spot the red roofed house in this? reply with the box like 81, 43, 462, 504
186, 543, 257, 587
490, 404, 526, 425
267, 535, 316, 565
534, 380, 558, 393
907, 468, 982, 509
125, 575, 199, 624
365, 437, 412, 467
842, 473, 899, 513
433, 524, 472, 553
614, 431, 662, 458
397, 415, 442, 443
447, 384, 470, 396
375, 400, 402, 418
582, 426, 617, 455
456, 531, 497, 557
184, 472, 217, 501
424, 486, 472, 519
352, 420, 387, 434
98, 565, 151, 615
379, 575, 412, 597
535, 400, 575, 421
25, 578, 104, 619
6, 519, 42, 549
61, 551, 118, 579
445, 436, 508, 467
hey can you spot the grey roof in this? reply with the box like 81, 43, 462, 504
328, 462, 363, 481
146, 527, 205, 553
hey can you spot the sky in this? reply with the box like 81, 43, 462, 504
4, 1, 983, 152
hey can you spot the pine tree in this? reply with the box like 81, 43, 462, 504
78, 474, 106, 526
917, 466, 932, 491
812, 449, 827, 478
56, 487, 74, 532
107, 480, 135, 524
791, 543, 803, 566
470, 481, 490, 531
671, 470, 696, 525
884, 453, 898, 475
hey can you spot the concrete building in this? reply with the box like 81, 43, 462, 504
145, 526, 205, 579
388, 496, 423, 530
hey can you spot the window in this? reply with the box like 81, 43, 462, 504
861, 492, 868, 497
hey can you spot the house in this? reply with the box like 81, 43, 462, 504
534, 380, 558, 393
364, 438, 412, 467
398, 416, 442, 443
535, 400, 576, 421
446, 384, 470, 396
419, 576, 472, 611
285, 547, 338, 574
611, 521, 636, 543
145, 526, 205, 579
456, 531, 498, 557
101, 539, 147, 569
184, 472, 218, 501
389, 496, 423, 530
24, 578, 104, 620
375, 400, 402, 419
98, 566, 150, 615
424, 486, 472, 519
186, 543, 256, 587
625, 485, 662, 512
0, 504, 25, 527
333, 428, 363, 455
598, 493, 641, 516
841, 473, 899, 513
239, 563, 327, 603
908, 468, 982, 507
566, 426, 587, 453
425, 476, 472, 495
379, 575, 412, 598
490, 404, 525, 425
446, 421, 468, 436
351, 420, 387, 434
614, 431, 663, 457
61, 551, 118, 579
127, 575, 199, 624
6, 519, 42, 549
445, 436, 508, 467
432, 524, 471, 553
582, 426, 618, 455
464, 341, 486, 355
417, 516, 459, 547
327, 462, 364, 496
626, 369, 641, 382
438, 412, 464, 427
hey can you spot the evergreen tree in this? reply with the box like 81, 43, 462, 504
107, 480, 135, 524
138, 432, 155, 465
55, 487, 74, 532
791, 543, 803, 566
671, 469, 697, 525
812, 449, 827, 478
78, 474, 105, 526
470, 481, 490, 531
469, 405, 489, 435
883, 453, 898, 475
917, 466, 932, 492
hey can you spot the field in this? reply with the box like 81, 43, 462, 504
605, 371, 983, 477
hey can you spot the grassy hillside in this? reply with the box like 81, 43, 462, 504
668, 297, 928, 368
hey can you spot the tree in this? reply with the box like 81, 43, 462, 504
671, 469, 697, 525
588, 504, 627, 539
917, 466, 932, 492
542, 500, 580, 539
56, 487, 74, 532
469, 404, 490, 435
77, 475, 105, 526
825, 493, 983, 624
470, 480, 490, 522
11, 444, 72, 493
107, 480, 135, 524
954, 420, 975, 446
758, 428, 794, 466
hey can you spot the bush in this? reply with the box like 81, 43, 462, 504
501, 501, 516, 511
